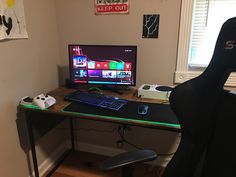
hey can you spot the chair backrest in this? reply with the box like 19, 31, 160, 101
162, 17, 236, 177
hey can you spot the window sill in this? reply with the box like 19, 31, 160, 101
174, 71, 236, 87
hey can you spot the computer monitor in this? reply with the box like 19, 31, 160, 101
68, 44, 137, 87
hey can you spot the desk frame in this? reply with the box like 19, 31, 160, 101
19, 87, 180, 177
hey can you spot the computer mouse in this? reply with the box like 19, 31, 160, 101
137, 104, 149, 115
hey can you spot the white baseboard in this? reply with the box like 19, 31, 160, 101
34, 140, 172, 176
30, 141, 70, 177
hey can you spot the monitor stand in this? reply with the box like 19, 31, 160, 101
101, 85, 129, 95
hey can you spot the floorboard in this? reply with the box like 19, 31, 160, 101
43, 151, 165, 177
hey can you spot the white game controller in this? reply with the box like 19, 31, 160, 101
33, 94, 56, 109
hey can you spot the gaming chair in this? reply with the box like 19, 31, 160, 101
162, 17, 236, 177
100, 17, 236, 177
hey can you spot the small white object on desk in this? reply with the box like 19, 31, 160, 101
33, 94, 56, 109
138, 84, 173, 101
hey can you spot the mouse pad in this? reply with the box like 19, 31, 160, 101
62, 101, 179, 127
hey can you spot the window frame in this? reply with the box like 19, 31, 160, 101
174, 0, 236, 86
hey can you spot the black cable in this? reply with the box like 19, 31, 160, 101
116, 125, 176, 155
123, 140, 143, 150
88, 87, 103, 94
55, 127, 117, 133
116, 125, 143, 149
56, 126, 177, 155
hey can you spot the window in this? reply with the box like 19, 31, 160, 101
175, 0, 236, 86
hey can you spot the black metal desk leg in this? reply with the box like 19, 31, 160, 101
69, 117, 75, 151
26, 114, 40, 177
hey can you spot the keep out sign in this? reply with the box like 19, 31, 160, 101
95, 0, 129, 15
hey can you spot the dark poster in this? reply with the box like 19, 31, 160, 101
142, 14, 160, 38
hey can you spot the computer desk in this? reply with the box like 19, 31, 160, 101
18, 86, 180, 177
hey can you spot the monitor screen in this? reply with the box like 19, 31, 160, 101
68, 45, 137, 86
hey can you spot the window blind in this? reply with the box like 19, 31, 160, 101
189, 0, 236, 67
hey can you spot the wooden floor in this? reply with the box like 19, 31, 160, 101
44, 151, 164, 177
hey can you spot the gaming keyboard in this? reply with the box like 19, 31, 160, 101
64, 90, 128, 111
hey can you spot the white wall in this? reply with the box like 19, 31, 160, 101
55, 0, 181, 86
0, 0, 65, 176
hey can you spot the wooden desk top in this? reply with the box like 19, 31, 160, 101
21, 87, 180, 132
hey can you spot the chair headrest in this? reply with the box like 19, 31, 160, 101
208, 17, 236, 73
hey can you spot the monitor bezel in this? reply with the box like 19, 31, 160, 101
68, 44, 137, 87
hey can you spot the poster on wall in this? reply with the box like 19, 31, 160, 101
142, 14, 160, 39
0, 0, 28, 40
95, 0, 129, 15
